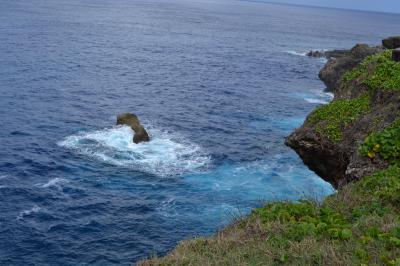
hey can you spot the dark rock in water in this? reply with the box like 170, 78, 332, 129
393, 48, 400, 62
319, 44, 382, 92
117, 113, 150, 144
382, 36, 400, 49
132, 125, 150, 144
306, 50, 325, 58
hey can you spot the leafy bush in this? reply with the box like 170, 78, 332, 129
306, 95, 370, 142
254, 201, 352, 241
342, 50, 400, 90
359, 119, 400, 162
359, 165, 400, 209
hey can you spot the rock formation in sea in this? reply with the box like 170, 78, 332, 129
117, 113, 150, 144
286, 39, 400, 188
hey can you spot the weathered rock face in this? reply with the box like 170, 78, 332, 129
319, 44, 382, 92
286, 89, 400, 188
382, 36, 400, 49
117, 113, 150, 144
285, 127, 349, 188
393, 48, 400, 62
286, 39, 400, 188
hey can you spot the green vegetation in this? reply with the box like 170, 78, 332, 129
342, 50, 400, 91
360, 118, 400, 162
139, 166, 400, 266
306, 95, 370, 142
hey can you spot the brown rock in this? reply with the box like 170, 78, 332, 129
117, 113, 150, 144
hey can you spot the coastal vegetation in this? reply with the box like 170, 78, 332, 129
139, 41, 400, 266
306, 95, 370, 142
360, 118, 400, 162
342, 50, 400, 91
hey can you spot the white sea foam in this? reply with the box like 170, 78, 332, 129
304, 89, 333, 105
286, 50, 308, 57
304, 98, 329, 104
58, 125, 210, 177
286, 50, 328, 63
37, 178, 67, 190
17, 205, 41, 220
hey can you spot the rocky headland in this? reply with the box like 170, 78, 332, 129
287, 37, 400, 188
139, 37, 400, 265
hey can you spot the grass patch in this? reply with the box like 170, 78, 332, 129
306, 95, 370, 142
359, 118, 400, 162
139, 166, 400, 266
342, 50, 400, 90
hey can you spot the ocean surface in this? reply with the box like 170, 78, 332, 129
1, 0, 400, 264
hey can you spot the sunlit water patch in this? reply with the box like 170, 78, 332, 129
186, 155, 334, 203
58, 125, 211, 177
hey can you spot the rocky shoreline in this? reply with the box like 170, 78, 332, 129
139, 37, 400, 265
286, 37, 400, 188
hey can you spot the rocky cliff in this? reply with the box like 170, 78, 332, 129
286, 38, 400, 188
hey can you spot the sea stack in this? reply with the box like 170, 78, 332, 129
117, 113, 150, 144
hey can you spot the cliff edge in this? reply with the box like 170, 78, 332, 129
286, 40, 400, 188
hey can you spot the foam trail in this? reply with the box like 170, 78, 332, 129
38, 178, 67, 190
59, 125, 210, 177
17, 206, 41, 220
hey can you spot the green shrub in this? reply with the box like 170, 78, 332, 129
358, 165, 400, 209
254, 201, 351, 241
359, 119, 400, 162
306, 95, 370, 142
342, 50, 400, 90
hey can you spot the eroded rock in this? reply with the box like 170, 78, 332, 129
319, 44, 382, 92
117, 113, 150, 144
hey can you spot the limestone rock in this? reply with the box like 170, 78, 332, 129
117, 113, 150, 144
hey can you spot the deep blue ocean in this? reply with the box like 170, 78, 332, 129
1, 0, 400, 264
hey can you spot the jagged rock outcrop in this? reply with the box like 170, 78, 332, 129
117, 113, 150, 144
306, 49, 351, 59
318, 44, 382, 92
382, 36, 400, 49
286, 39, 400, 188
306, 50, 325, 58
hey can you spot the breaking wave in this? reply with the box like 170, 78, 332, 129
58, 125, 210, 177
